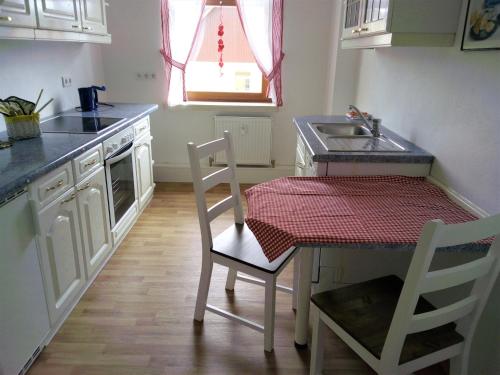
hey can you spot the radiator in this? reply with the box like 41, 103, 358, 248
213, 116, 272, 166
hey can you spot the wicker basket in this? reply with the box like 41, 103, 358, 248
4, 113, 41, 140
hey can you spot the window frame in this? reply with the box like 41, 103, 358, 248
186, 0, 271, 103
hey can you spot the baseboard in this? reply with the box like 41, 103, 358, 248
426, 176, 489, 218
154, 163, 294, 183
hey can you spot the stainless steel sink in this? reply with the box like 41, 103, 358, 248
310, 122, 372, 137
308, 122, 408, 153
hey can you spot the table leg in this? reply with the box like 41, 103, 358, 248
294, 247, 314, 348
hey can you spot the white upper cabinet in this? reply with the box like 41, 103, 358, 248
35, 0, 81, 31
0, 0, 36, 27
341, 0, 462, 49
80, 0, 107, 35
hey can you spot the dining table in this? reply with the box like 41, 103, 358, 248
244, 176, 486, 347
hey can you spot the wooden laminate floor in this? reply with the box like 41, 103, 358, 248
28, 183, 446, 375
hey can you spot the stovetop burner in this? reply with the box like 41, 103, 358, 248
41, 116, 125, 134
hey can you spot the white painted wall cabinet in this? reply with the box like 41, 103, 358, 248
0, 0, 110, 42
35, 0, 82, 32
341, 0, 462, 49
80, 0, 107, 35
0, 0, 37, 27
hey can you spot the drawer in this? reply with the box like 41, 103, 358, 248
73, 144, 104, 183
29, 162, 74, 210
134, 116, 150, 139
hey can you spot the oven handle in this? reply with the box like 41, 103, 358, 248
105, 142, 134, 165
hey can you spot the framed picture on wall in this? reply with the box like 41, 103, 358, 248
462, 0, 500, 50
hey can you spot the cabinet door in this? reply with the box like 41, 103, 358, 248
342, 0, 363, 39
360, 0, 390, 35
35, 0, 81, 31
77, 167, 112, 279
0, 0, 36, 27
135, 135, 155, 210
80, 0, 107, 35
36, 188, 86, 324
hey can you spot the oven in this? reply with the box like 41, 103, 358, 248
103, 127, 138, 244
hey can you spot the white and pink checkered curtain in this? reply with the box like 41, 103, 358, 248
160, 0, 284, 106
236, 0, 285, 106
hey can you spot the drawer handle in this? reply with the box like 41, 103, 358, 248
84, 158, 98, 168
77, 182, 92, 192
46, 179, 64, 192
72, 24, 80, 28
0, 16, 13, 22
61, 193, 76, 204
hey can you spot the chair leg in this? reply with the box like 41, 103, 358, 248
310, 307, 326, 375
225, 268, 237, 291
264, 277, 277, 352
292, 257, 300, 310
194, 259, 214, 322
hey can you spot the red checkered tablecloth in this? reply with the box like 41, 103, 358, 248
244, 176, 480, 262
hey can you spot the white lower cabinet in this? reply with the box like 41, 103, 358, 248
77, 167, 112, 279
135, 134, 155, 210
35, 187, 86, 325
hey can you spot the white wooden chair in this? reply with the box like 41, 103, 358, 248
187, 131, 297, 352
309, 214, 500, 375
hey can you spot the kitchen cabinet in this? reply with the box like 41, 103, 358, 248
35, 0, 82, 32
135, 132, 155, 210
35, 187, 86, 325
76, 167, 112, 279
0, 0, 36, 27
0, 192, 50, 375
80, 0, 107, 35
341, 0, 462, 49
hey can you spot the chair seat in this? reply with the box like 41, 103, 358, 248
211, 223, 296, 274
311, 275, 464, 365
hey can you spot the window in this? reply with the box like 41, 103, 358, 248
185, 0, 270, 103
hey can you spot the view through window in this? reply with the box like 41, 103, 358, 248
186, 3, 269, 102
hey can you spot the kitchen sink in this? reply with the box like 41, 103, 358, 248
310, 122, 372, 137
308, 122, 408, 152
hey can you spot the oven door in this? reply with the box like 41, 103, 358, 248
105, 142, 137, 229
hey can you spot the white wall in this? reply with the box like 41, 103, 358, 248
0, 41, 106, 132
353, 2, 500, 374
101, 0, 337, 182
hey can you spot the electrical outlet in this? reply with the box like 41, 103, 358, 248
61, 76, 72, 88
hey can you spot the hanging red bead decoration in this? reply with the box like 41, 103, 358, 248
217, 1, 224, 75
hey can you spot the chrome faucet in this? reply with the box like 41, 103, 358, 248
348, 104, 381, 138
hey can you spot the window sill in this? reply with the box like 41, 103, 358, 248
169, 101, 278, 112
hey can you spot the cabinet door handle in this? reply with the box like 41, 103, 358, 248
360, 27, 368, 32
84, 158, 97, 168
83, 26, 93, 31
77, 182, 91, 192
46, 179, 64, 192
72, 24, 80, 28
61, 193, 76, 204
138, 126, 147, 132
0, 16, 13, 22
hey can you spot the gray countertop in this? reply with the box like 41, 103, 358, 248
0, 103, 158, 204
294, 115, 434, 163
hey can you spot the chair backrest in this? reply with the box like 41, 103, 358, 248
380, 214, 500, 368
187, 131, 244, 258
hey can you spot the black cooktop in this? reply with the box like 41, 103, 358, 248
41, 116, 125, 134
